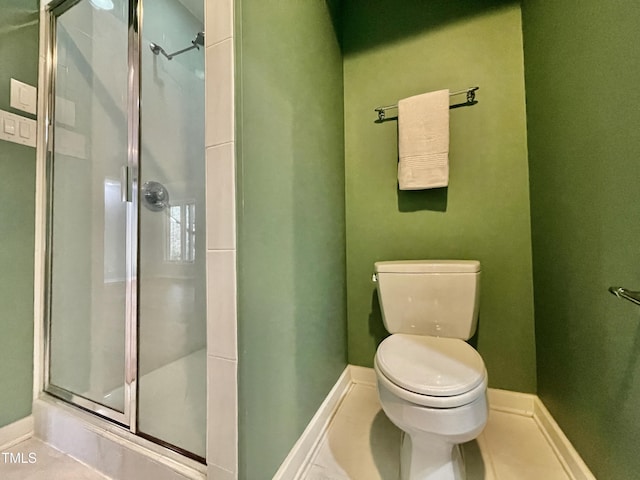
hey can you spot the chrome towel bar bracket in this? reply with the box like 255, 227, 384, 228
608, 286, 640, 306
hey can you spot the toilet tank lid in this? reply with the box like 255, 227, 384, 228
374, 260, 480, 274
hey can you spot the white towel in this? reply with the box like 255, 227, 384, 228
397, 89, 450, 190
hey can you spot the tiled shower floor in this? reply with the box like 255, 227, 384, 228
302, 383, 571, 480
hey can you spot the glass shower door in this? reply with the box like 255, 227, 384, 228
46, 0, 132, 422
137, 0, 206, 459
45, 0, 206, 458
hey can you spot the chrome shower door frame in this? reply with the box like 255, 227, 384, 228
42, 0, 142, 432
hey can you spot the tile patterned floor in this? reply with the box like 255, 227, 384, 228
0, 438, 109, 480
302, 383, 571, 480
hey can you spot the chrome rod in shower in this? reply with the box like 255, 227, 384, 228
150, 31, 204, 60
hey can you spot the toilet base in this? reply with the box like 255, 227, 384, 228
400, 432, 465, 480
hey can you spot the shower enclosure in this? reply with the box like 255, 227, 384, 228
44, 0, 206, 460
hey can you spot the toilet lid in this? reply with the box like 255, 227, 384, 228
376, 335, 485, 397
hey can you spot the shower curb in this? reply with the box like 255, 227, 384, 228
32, 397, 206, 480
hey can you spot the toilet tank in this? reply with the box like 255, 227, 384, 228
374, 260, 481, 340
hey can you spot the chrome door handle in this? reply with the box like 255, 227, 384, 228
608, 287, 640, 306
121, 165, 131, 203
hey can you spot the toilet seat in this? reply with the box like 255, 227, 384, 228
375, 359, 487, 408
375, 334, 487, 409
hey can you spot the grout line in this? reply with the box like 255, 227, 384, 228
206, 35, 233, 50
206, 140, 235, 150
208, 463, 236, 479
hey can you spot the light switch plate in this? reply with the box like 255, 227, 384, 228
0, 109, 37, 148
10, 78, 37, 115
3, 117, 16, 135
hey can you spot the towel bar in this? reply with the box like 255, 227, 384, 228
375, 86, 479, 121
608, 286, 640, 306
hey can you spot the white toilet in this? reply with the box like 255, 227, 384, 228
373, 260, 488, 480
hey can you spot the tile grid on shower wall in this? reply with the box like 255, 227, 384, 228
204, 0, 238, 479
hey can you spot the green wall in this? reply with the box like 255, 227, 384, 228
235, 1, 346, 478
0, 1, 39, 428
522, 1, 640, 478
343, 0, 536, 392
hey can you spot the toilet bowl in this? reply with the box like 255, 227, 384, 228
374, 334, 488, 480
372, 260, 488, 480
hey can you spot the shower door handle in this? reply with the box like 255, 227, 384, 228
121, 165, 132, 203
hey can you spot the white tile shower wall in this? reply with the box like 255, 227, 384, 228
206, 0, 233, 47
204, 0, 237, 479
206, 250, 237, 360
205, 38, 234, 148
206, 142, 236, 250
207, 356, 238, 473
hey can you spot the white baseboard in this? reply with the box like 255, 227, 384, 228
275, 365, 596, 480
273, 366, 352, 480
487, 388, 536, 416
348, 365, 376, 386
0, 416, 33, 451
533, 398, 597, 480
487, 388, 596, 480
